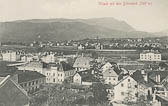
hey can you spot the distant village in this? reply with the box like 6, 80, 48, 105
1, 38, 168, 106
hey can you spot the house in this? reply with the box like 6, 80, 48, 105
41, 54, 56, 63
45, 61, 76, 84
78, 44, 85, 50
0, 75, 29, 106
73, 56, 93, 71
101, 62, 118, 73
17, 61, 75, 84
102, 65, 124, 85
2, 50, 21, 62
17, 61, 47, 74
113, 75, 138, 102
21, 55, 33, 62
140, 50, 161, 61
18, 71, 46, 93
73, 70, 96, 85
131, 70, 155, 100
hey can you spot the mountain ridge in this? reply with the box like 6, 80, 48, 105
0, 18, 166, 42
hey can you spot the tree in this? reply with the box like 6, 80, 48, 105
92, 82, 108, 104
48, 84, 80, 106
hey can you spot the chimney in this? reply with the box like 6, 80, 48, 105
156, 75, 158, 82
144, 73, 148, 82
158, 74, 160, 83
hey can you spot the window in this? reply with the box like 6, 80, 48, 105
58, 74, 59, 76
36, 80, 38, 84
121, 92, 124, 96
53, 78, 55, 82
32, 81, 35, 85
53, 73, 55, 76
29, 82, 31, 86
109, 78, 111, 80
121, 83, 124, 87
113, 78, 115, 80
128, 79, 130, 82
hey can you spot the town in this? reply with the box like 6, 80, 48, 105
1, 37, 168, 106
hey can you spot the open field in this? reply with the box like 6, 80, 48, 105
1, 45, 168, 60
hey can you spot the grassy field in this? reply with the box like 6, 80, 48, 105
1, 45, 168, 60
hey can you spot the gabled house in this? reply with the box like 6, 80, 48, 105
73, 70, 97, 85
102, 64, 124, 85
0, 75, 29, 106
113, 75, 138, 102
102, 63, 125, 85
131, 70, 155, 100
73, 56, 93, 71
101, 62, 117, 73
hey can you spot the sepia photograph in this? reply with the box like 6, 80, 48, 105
0, 0, 168, 106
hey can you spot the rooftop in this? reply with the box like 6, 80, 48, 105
141, 50, 160, 54
18, 71, 46, 83
73, 56, 93, 68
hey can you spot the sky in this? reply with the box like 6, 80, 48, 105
0, 0, 168, 32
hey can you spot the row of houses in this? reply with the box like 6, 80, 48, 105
0, 50, 76, 63
0, 52, 167, 105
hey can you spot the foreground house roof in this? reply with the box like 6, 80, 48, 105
18, 71, 46, 83
0, 75, 29, 106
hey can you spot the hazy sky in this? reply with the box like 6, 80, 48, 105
0, 0, 168, 32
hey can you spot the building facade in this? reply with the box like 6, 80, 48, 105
18, 71, 46, 93
140, 51, 161, 61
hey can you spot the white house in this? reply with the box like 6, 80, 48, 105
140, 50, 161, 61
101, 62, 118, 73
44, 62, 76, 84
103, 66, 123, 85
113, 76, 138, 102
18, 61, 76, 84
73, 70, 94, 86
2, 51, 21, 62
21, 55, 33, 62
41, 54, 56, 63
